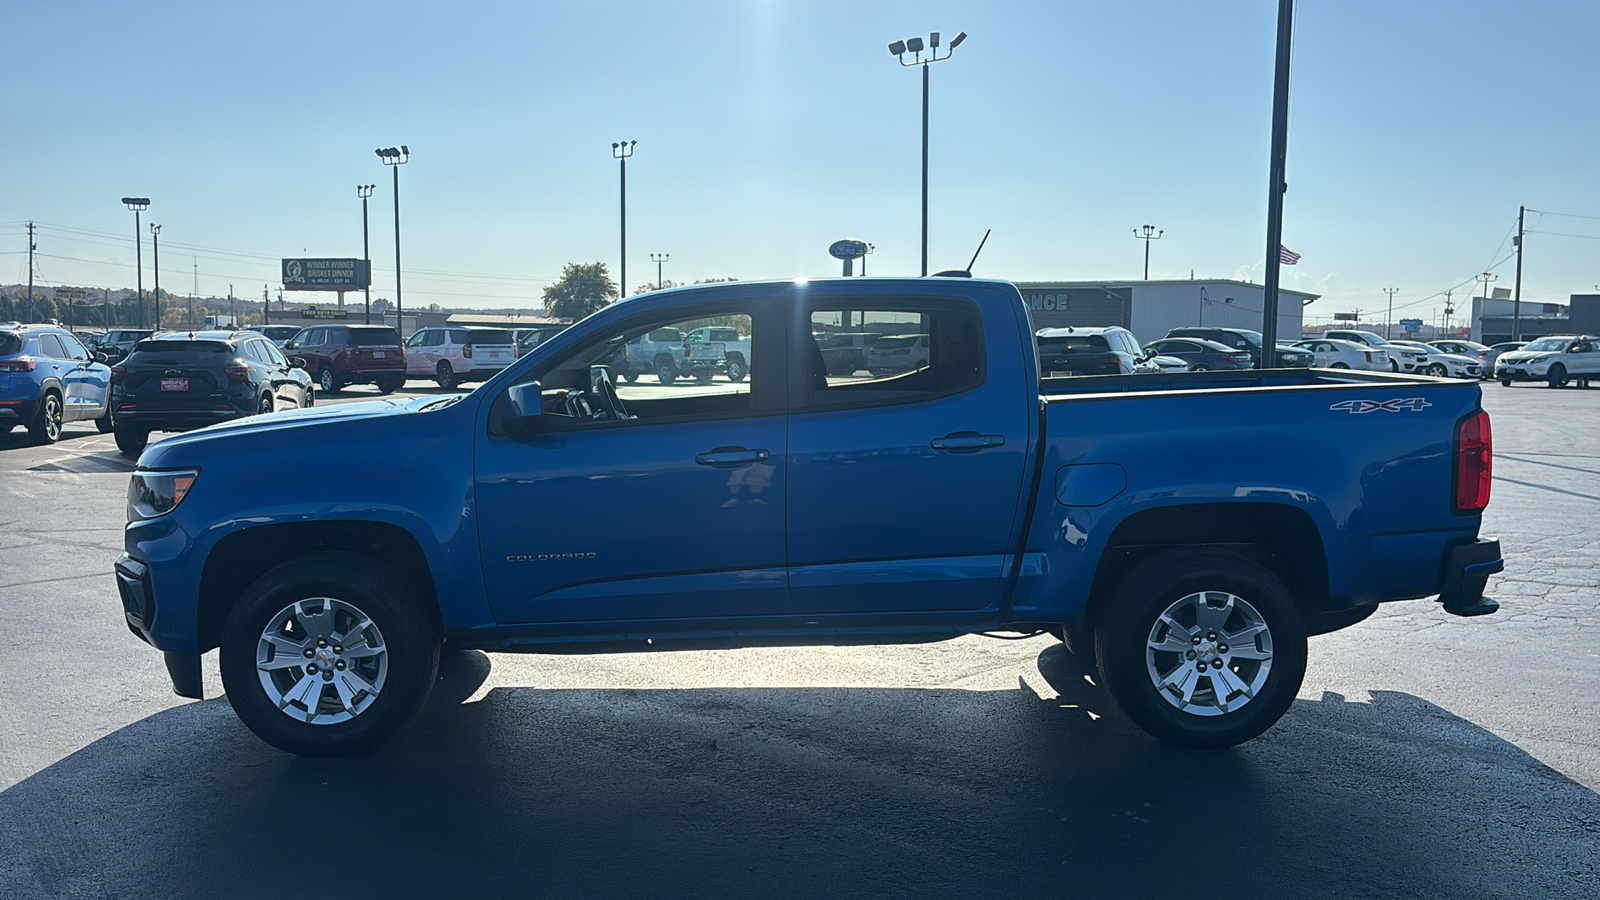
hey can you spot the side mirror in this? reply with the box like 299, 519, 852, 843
93, 351, 109, 364
289, 357, 307, 369
506, 381, 542, 431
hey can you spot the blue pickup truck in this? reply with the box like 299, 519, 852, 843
114, 277, 1502, 756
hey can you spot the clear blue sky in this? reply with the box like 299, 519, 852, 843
2, 0, 1596, 323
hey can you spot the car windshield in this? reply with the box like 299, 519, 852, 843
348, 328, 402, 346
1523, 338, 1570, 352
1039, 335, 1110, 352
468, 329, 514, 344
126, 340, 232, 363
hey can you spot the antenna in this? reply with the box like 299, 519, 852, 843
934, 229, 992, 277
965, 228, 991, 273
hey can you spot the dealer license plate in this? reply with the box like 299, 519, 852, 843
161, 378, 189, 391
372, 351, 385, 358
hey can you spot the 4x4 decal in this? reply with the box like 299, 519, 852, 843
1330, 398, 1432, 414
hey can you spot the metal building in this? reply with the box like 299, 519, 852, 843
1013, 279, 1316, 345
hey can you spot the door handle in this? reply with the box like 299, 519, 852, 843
695, 446, 770, 468
930, 432, 1005, 453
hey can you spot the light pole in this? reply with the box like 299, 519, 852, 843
376, 146, 409, 335
121, 198, 149, 328
650, 252, 669, 290
889, 30, 967, 277
150, 224, 162, 330
358, 184, 375, 324
1133, 225, 1163, 280
861, 243, 875, 276
613, 141, 636, 298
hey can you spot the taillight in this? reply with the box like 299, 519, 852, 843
110, 365, 125, 383
0, 357, 37, 372
1453, 410, 1492, 513
1363, 350, 1373, 361
463, 344, 473, 359
225, 365, 251, 381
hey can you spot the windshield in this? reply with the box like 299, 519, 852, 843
1523, 338, 1570, 352
1039, 335, 1111, 352
468, 329, 514, 344
348, 328, 402, 346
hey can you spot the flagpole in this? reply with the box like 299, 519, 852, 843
1260, 0, 1294, 368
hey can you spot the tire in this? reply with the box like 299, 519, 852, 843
435, 362, 457, 390
318, 365, 338, 394
623, 372, 639, 384
1389, 359, 1400, 373
1426, 363, 1447, 377
1190, 364, 1210, 372
1547, 364, 1568, 388
95, 406, 115, 434
376, 375, 403, 395
726, 355, 748, 383
1093, 548, 1307, 749
258, 393, 274, 416
1500, 377, 1513, 387
695, 371, 714, 384
113, 426, 149, 458
304, 388, 316, 408
656, 361, 676, 384
219, 551, 441, 757
1330, 362, 1350, 369
28, 391, 64, 444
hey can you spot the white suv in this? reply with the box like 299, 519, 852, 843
404, 327, 517, 389
1494, 335, 1599, 388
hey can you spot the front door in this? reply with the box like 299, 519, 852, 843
475, 296, 790, 624
786, 288, 1033, 614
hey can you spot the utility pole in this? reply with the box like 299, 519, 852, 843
1512, 205, 1525, 342
1259, 0, 1295, 368
358, 184, 375, 325
229, 284, 235, 328
613, 141, 636, 298
1133, 225, 1163, 280
151, 224, 162, 330
26, 223, 36, 313
191, 258, 198, 328
263, 285, 270, 326
1383, 287, 1398, 338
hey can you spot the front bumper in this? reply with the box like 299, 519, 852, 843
1437, 538, 1503, 616
1496, 364, 1548, 381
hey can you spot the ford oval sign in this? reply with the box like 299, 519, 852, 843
829, 239, 869, 260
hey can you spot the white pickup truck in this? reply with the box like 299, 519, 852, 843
685, 326, 751, 383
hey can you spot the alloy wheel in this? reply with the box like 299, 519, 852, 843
1144, 590, 1274, 717
255, 597, 389, 725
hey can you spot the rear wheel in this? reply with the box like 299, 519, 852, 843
656, 360, 676, 384
28, 392, 64, 444
219, 552, 440, 756
726, 356, 748, 382
318, 365, 338, 394
95, 406, 115, 433
258, 393, 274, 416
113, 426, 149, 458
435, 362, 457, 390
623, 372, 639, 383
1547, 364, 1568, 388
376, 375, 404, 394
1094, 548, 1307, 748
1330, 362, 1350, 369
1190, 364, 1210, 372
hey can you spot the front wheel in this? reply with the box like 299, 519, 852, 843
1094, 548, 1307, 748
623, 372, 639, 383
1547, 364, 1568, 388
1189, 364, 1210, 372
219, 552, 440, 756
1500, 377, 1513, 387
1426, 363, 1448, 377
656, 362, 676, 384
1330, 362, 1350, 369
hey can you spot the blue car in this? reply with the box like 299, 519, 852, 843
0, 323, 114, 443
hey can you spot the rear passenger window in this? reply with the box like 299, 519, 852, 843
39, 334, 67, 358
805, 303, 983, 407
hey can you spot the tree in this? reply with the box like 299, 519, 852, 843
542, 262, 618, 320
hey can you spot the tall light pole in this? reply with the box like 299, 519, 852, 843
1259, 0, 1296, 369
150, 224, 162, 330
650, 252, 669, 290
861, 243, 875, 276
376, 146, 408, 335
890, 30, 967, 277
1133, 225, 1163, 280
1383, 287, 1399, 338
613, 141, 636, 298
358, 184, 375, 324
121, 198, 149, 328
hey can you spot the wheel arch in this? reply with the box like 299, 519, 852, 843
1070, 502, 1330, 652
197, 520, 444, 653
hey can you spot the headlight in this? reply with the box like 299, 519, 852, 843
1523, 355, 1549, 365
127, 469, 199, 520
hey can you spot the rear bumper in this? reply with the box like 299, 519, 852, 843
115, 405, 248, 430
1437, 538, 1503, 616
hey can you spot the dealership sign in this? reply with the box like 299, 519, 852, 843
281, 258, 371, 291
828, 239, 869, 260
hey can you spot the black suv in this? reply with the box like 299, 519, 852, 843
1163, 326, 1312, 368
110, 330, 314, 457
1036, 326, 1156, 377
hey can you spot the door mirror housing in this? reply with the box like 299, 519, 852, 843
93, 351, 109, 363
505, 381, 543, 432
289, 356, 307, 369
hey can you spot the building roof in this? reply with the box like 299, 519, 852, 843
444, 313, 567, 326
1013, 278, 1320, 301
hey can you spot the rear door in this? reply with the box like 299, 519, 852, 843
787, 287, 1032, 614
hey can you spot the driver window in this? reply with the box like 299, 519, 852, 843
405, 331, 427, 348
530, 311, 756, 426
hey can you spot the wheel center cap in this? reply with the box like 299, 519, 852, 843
1198, 644, 1219, 663
316, 648, 337, 669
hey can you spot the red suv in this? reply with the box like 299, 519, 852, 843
283, 324, 406, 394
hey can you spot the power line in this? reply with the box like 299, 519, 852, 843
1525, 208, 1600, 222
1523, 229, 1600, 241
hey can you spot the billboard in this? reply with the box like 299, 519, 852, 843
281, 258, 370, 291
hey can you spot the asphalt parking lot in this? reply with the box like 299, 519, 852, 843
1, 380, 1596, 899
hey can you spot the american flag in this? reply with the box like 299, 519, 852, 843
1279, 245, 1301, 265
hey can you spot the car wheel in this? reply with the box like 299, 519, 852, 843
1389, 359, 1400, 373
319, 366, 338, 394
95, 406, 115, 434
258, 393, 274, 416
376, 375, 403, 395
435, 362, 457, 390
304, 388, 316, 408
1330, 362, 1350, 369
1190, 364, 1209, 372
656, 362, 676, 384
1500, 377, 1513, 387
28, 391, 64, 444
623, 372, 639, 383
1426, 363, 1448, 377
113, 426, 149, 458
1547, 363, 1568, 388
1094, 548, 1307, 749
726, 356, 748, 382
219, 551, 440, 757
695, 371, 714, 384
